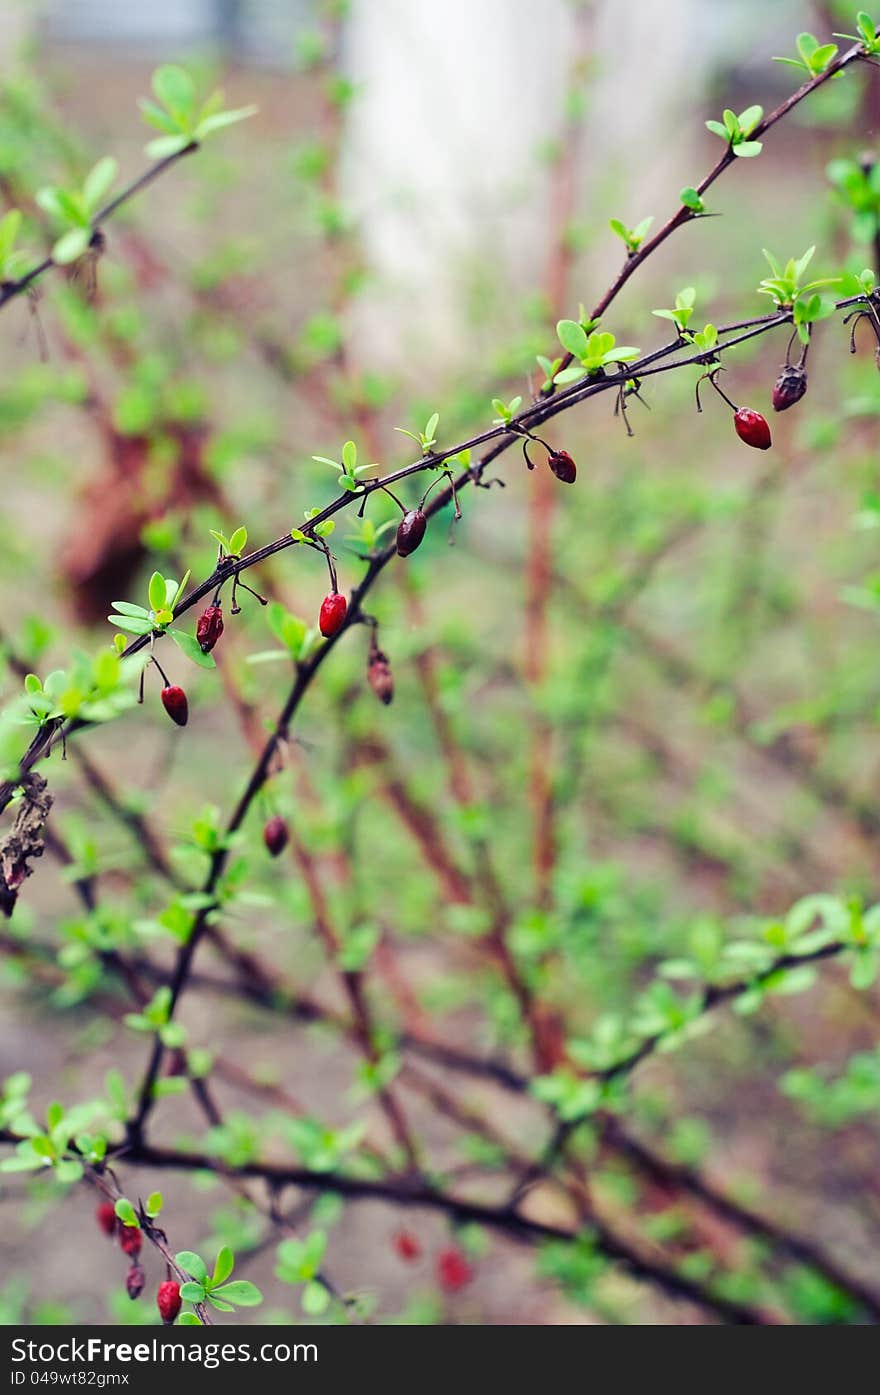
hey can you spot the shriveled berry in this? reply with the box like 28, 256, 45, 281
96, 1202, 117, 1238
547, 449, 577, 484
396, 509, 427, 557
393, 1229, 421, 1262
157, 1280, 182, 1325
771, 364, 808, 412
118, 1225, 142, 1259
161, 685, 188, 727
367, 648, 394, 706
437, 1247, 473, 1292
263, 815, 289, 857
319, 591, 347, 638
126, 1263, 145, 1300
733, 408, 772, 450
196, 603, 224, 653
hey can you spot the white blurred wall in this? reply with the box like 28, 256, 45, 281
340, 0, 714, 371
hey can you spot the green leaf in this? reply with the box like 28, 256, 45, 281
732, 141, 763, 158
180, 1281, 206, 1303
195, 106, 258, 138
145, 134, 193, 160
153, 65, 195, 120
176, 1250, 208, 1283
341, 440, 358, 474
115, 1198, 138, 1227
556, 319, 588, 358
213, 1280, 263, 1307
301, 1280, 329, 1315
737, 104, 763, 136
52, 228, 91, 265
148, 572, 167, 613
83, 157, 118, 213
169, 629, 216, 670
553, 365, 587, 385
145, 1191, 163, 1217
0, 209, 21, 259
108, 615, 153, 636
680, 186, 704, 211
228, 526, 248, 555
111, 600, 151, 618
139, 99, 181, 135
212, 1245, 234, 1286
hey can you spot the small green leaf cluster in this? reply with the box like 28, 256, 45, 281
312, 439, 376, 494
36, 158, 117, 264
275, 1230, 330, 1315
281, 1116, 366, 1172
209, 525, 248, 559
0, 1099, 103, 1184
12, 649, 137, 736
705, 105, 763, 158
175, 1246, 262, 1312
757, 246, 839, 342
108, 570, 216, 671
834, 10, 880, 54
782, 1047, 880, 1127
609, 214, 653, 254
652, 287, 718, 353
140, 66, 256, 159
123, 986, 187, 1048
246, 601, 319, 667
395, 412, 439, 453
554, 321, 640, 386
679, 186, 706, 214
774, 32, 839, 79
491, 396, 523, 425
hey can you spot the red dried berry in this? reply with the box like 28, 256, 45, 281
547, 449, 577, 484
196, 603, 224, 653
263, 815, 289, 858
161, 685, 188, 727
367, 649, 394, 706
319, 591, 347, 638
393, 1229, 421, 1262
96, 1202, 117, 1238
157, 1280, 182, 1325
771, 364, 808, 412
437, 1247, 473, 1293
118, 1225, 142, 1259
396, 509, 427, 557
733, 408, 772, 450
126, 1264, 145, 1300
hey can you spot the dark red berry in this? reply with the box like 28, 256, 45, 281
396, 509, 427, 557
96, 1202, 117, 1238
319, 591, 347, 638
437, 1247, 473, 1293
118, 1225, 142, 1259
547, 449, 577, 484
263, 815, 289, 857
126, 1263, 145, 1300
367, 648, 394, 706
157, 1280, 182, 1325
393, 1229, 421, 1262
733, 408, 772, 450
161, 685, 188, 727
196, 604, 224, 653
771, 364, 808, 412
